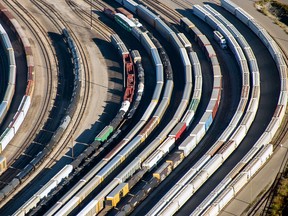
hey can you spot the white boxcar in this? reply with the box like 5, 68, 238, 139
221, 0, 238, 15
231, 125, 246, 146
241, 111, 255, 132
229, 111, 242, 128
257, 144, 273, 163
164, 184, 181, 203
179, 48, 192, 82
193, 154, 211, 171
244, 157, 262, 178
190, 170, 209, 190
255, 132, 271, 148
141, 101, 157, 121
213, 65, 222, 79
211, 55, 219, 66
252, 71, 260, 86
247, 98, 259, 113
160, 201, 179, 216
175, 184, 194, 206
281, 78, 287, 92
214, 76, 222, 89
235, 7, 253, 25
199, 192, 218, 211
210, 88, 221, 101
193, 89, 202, 100
203, 203, 219, 216
177, 168, 197, 187
216, 186, 234, 210
231, 172, 248, 194
182, 110, 195, 126
265, 117, 280, 137
182, 83, 192, 101
0, 128, 14, 150
179, 135, 197, 157
9, 111, 24, 134
191, 123, 206, 143
159, 137, 175, 154
203, 154, 222, 175
20, 96, 31, 116
219, 125, 235, 142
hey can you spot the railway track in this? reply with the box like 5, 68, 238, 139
141, 0, 182, 23
0, 0, 55, 185
0, 0, 91, 207
170, 0, 193, 9
66, 0, 114, 41
29, 0, 91, 169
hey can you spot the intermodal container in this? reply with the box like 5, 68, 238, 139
169, 122, 186, 140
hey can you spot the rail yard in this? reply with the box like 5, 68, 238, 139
0, 0, 287, 216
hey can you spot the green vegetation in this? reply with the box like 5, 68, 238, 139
255, 0, 288, 34
269, 168, 288, 215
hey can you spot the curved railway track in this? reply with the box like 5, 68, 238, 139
141, 0, 182, 23
0, 0, 91, 207
29, 0, 91, 169
0, 0, 55, 183
66, 0, 114, 41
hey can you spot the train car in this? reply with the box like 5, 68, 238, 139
115, 13, 137, 32
103, 7, 116, 19
0, 155, 6, 173
95, 126, 114, 142
116, 7, 133, 18
153, 162, 172, 181
106, 183, 129, 207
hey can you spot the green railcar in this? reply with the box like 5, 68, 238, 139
95, 125, 114, 142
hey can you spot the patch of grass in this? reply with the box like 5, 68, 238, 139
269, 169, 288, 215
255, 0, 288, 34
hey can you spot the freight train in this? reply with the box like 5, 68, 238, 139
48, 13, 174, 215
0, 27, 80, 203
0, 2, 34, 174
114, 13, 142, 32
11, 33, 140, 215
73, 1, 205, 214
193, 1, 287, 214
